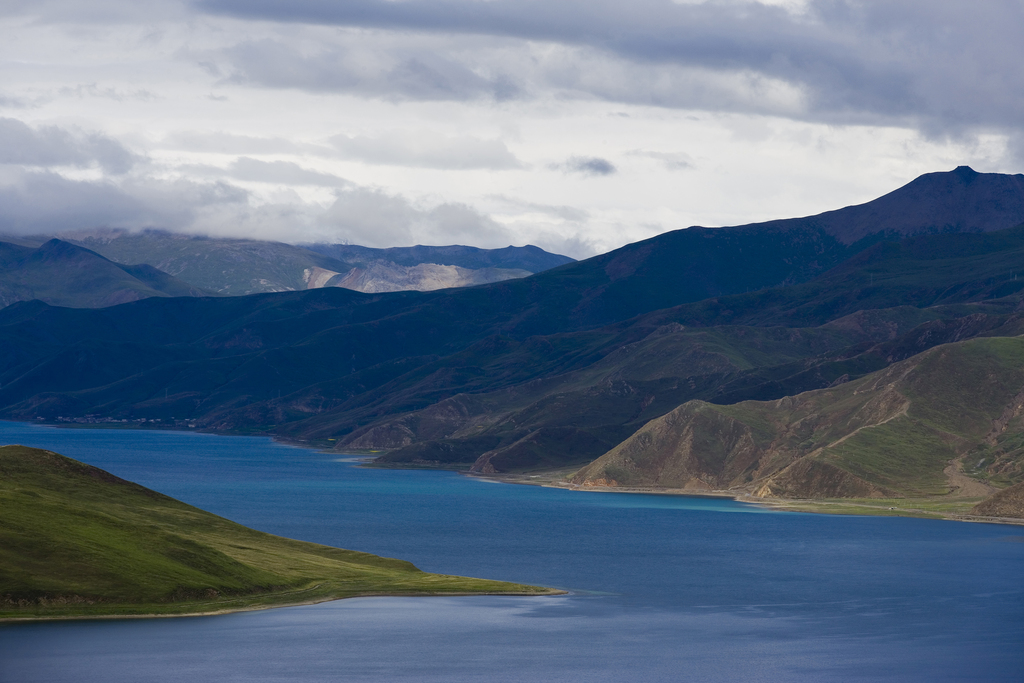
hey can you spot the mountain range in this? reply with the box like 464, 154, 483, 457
1, 166, 1023, 515
0, 230, 572, 303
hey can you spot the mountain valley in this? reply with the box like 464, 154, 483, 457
2, 167, 1024, 518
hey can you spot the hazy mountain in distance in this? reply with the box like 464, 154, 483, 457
306, 243, 575, 273
0, 239, 207, 308
52, 230, 357, 295
12, 230, 571, 296
6, 166, 1014, 304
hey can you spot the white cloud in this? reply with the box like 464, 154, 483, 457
0, 118, 137, 174
0, 169, 244, 234
226, 157, 349, 187
318, 188, 515, 248
161, 131, 324, 155
627, 150, 694, 170
330, 131, 522, 170
0, 0, 1020, 260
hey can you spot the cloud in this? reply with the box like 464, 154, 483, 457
488, 195, 590, 223
627, 150, 694, 170
556, 156, 617, 176
194, 0, 1024, 137
161, 131, 331, 156
318, 187, 514, 247
0, 118, 137, 174
0, 0, 189, 23
57, 83, 160, 102
330, 131, 521, 170
219, 38, 520, 102
0, 169, 247, 235
0, 93, 31, 109
226, 157, 349, 186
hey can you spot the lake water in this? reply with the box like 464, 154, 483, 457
1, 422, 1022, 682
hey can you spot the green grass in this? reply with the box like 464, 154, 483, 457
820, 418, 960, 496
762, 496, 991, 520
0, 445, 557, 620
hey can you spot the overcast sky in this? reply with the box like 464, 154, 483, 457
1, 0, 1021, 257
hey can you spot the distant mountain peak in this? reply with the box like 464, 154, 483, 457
952, 164, 979, 177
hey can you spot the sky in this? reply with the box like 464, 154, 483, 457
0, 0, 1022, 258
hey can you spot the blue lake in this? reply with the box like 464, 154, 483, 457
1, 422, 1022, 682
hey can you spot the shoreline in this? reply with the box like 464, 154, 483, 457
461, 470, 1024, 526
0, 588, 568, 624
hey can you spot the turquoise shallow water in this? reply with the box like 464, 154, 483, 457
1, 422, 1022, 682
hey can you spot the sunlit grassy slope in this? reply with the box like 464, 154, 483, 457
0, 445, 556, 620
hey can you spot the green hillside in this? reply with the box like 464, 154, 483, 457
0, 445, 555, 620
572, 336, 1024, 516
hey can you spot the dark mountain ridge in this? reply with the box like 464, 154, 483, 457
2, 221, 1024, 470
732, 166, 1024, 245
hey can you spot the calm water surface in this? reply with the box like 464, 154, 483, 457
1, 422, 1022, 682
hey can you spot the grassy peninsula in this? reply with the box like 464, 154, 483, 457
0, 445, 557, 620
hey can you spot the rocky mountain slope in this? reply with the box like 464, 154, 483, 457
572, 336, 1024, 501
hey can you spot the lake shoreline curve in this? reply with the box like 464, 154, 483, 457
461, 470, 1024, 526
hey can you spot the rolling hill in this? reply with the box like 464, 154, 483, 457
0, 445, 554, 619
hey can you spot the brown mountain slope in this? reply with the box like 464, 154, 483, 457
571, 336, 1024, 511
972, 480, 1024, 518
